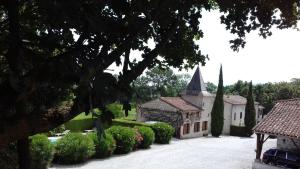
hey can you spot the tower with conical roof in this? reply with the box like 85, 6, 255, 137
186, 66, 207, 95
181, 66, 208, 108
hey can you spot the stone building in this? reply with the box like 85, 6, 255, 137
253, 98, 300, 160
137, 66, 264, 139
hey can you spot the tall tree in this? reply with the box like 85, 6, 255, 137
0, 1, 299, 168
211, 66, 224, 137
244, 81, 256, 137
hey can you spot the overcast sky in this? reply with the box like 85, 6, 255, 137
188, 10, 300, 85
111, 10, 300, 86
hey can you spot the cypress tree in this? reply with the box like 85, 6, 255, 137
211, 66, 224, 137
244, 81, 256, 137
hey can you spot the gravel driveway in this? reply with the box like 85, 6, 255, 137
51, 135, 276, 169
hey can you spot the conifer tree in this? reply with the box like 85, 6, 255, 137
245, 81, 256, 137
211, 66, 224, 137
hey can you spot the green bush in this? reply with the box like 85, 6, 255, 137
87, 132, 116, 158
107, 103, 124, 118
112, 119, 151, 128
134, 126, 155, 149
106, 126, 136, 154
64, 118, 94, 132
151, 122, 174, 144
54, 133, 95, 164
230, 126, 248, 137
30, 134, 54, 169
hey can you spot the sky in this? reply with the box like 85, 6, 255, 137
110, 10, 300, 86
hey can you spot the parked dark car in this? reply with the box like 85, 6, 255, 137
262, 148, 300, 169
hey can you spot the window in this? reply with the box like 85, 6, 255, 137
240, 112, 243, 119
234, 112, 236, 120
194, 122, 201, 132
202, 121, 208, 131
196, 112, 200, 118
183, 123, 190, 135
186, 113, 189, 119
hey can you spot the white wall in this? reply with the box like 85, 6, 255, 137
202, 96, 214, 133
222, 102, 232, 134
230, 104, 262, 127
179, 111, 209, 138
231, 105, 246, 127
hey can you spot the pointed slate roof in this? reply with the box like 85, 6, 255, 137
186, 66, 207, 95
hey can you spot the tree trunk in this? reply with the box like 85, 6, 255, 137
17, 137, 30, 169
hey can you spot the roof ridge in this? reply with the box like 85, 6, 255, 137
275, 98, 300, 103
159, 97, 200, 112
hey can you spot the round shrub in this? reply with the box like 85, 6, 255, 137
30, 134, 54, 169
134, 126, 155, 149
54, 133, 95, 164
106, 126, 135, 154
151, 122, 175, 144
87, 132, 116, 158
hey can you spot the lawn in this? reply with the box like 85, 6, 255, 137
64, 103, 138, 132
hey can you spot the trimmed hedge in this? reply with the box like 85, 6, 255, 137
106, 126, 136, 154
134, 126, 155, 149
112, 119, 151, 128
54, 133, 95, 164
151, 122, 174, 144
230, 125, 248, 137
30, 134, 54, 169
64, 118, 94, 132
87, 132, 116, 158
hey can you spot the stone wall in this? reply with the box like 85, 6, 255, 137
277, 136, 300, 152
137, 108, 183, 137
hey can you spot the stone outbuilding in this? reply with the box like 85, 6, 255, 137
253, 98, 300, 160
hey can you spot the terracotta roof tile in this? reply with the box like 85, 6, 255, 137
160, 97, 200, 112
253, 98, 300, 139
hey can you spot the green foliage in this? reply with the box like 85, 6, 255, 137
230, 126, 247, 137
30, 134, 54, 169
87, 132, 116, 158
206, 82, 217, 93
151, 122, 174, 144
64, 118, 94, 132
106, 126, 136, 154
112, 119, 152, 128
225, 80, 300, 115
132, 66, 191, 102
244, 82, 256, 137
2, 0, 299, 150
54, 133, 95, 164
134, 126, 155, 149
107, 103, 124, 118
211, 66, 224, 137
